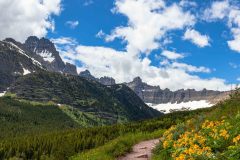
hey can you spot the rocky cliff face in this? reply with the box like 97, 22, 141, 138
3, 36, 78, 75
126, 77, 229, 104
78, 72, 229, 104
0, 40, 42, 92
0, 36, 78, 91
23, 36, 77, 75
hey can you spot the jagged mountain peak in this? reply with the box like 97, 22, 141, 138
126, 77, 228, 105
24, 36, 58, 63
1, 36, 78, 77
23, 36, 78, 75
25, 36, 39, 42
25, 36, 57, 53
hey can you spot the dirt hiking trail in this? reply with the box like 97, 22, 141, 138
118, 139, 159, 160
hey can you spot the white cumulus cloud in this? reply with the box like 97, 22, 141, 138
0, 0, 62, 42
105, 0, 195, 55
183, 29, 210, 47
57, 40, 230, 91
51, 37, 77, 45
172, 62, 211, 73
203, 0, 230, 20
55, 0, 231, 91
204, 0, 240, 53
161, 50, 184, 60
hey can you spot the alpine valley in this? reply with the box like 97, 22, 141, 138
2, 1, 240, 160
0, 36, 234, 160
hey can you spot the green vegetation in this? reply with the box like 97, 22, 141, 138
0, 98, 209, 160
71, 129, 165, 160
0, 97, 79, 139
1, 79, 240, 160
59, 105, 124, 127
9, 71, 161, 124
152, 89, 240, 160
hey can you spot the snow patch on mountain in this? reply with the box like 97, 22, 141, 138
6, 41, 43, 68
23, 68, 31, 75
147, 100, 213, 114
36, 50, 55, 62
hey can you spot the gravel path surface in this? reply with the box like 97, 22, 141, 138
118, 139, 159, 160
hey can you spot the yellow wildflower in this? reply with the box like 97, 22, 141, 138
233, 135, 240, 144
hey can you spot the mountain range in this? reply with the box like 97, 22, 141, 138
78, 70, 229, 106
0, 36, 229, 117
0, 36, 162, 125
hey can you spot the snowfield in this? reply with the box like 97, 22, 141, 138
147, 100, 213, 114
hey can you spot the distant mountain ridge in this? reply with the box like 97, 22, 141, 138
78, 70, 229, 105
125, 77, 229, 105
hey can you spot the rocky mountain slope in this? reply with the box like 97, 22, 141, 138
0, 36, 162, 124
0, 37, 116, 92
8, 71, 162, 123
78, 70, 229, 106
125, 77, 229, 104
23, 36, 78, 75
0, 40, 42, 92
0, 36, 79, 91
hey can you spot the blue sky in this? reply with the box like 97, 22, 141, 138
2, 0, 240, 91
49, 0, 240, 90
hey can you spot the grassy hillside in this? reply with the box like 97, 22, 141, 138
9, 71, 161, 124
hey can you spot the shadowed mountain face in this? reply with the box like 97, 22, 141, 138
0, 40, 42, 92
8, 71, 162, 123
